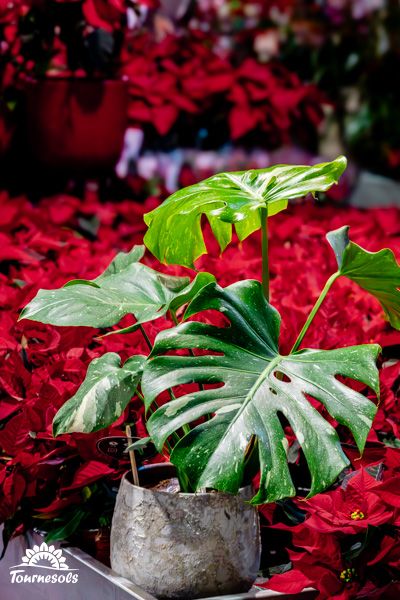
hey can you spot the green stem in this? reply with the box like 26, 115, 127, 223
136, 390, 145, 403
291, 272, 340, 354
138, 324, 152, 352
131, 391, 174, 454
169, 311, 179, 327
137, 323, 183, 445
139, 323, 174, 397
137, 390, 160, 415
260, 208, 269, 301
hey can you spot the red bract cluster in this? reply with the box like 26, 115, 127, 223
121, 31, 325, 145
262, 467, 400, 598
0, 0, 153, 88
83, 0, 133, 31
0, 0, 22, 24
121, 31, 234, 136
227, 58, 324, 143
83, 0, 159, 31
0, 189, 399, 596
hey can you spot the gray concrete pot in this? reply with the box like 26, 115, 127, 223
110, 465, 261, 599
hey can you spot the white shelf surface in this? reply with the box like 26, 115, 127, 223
0, 528, 317, 600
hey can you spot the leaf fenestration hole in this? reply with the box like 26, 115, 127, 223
274, 371, 291, 383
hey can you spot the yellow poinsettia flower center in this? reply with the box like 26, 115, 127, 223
340, 568, 356, 583
350, 508, 365, 520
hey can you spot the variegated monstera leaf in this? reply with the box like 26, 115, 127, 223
144, 157, 347, 267
142, 280, 380, 504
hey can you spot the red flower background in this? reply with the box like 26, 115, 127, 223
120, 31, 324, 143
0, 186, 399, 597
1, 1, 400, 597
0, 4, 325, 151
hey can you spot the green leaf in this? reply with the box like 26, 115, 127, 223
144, 156, 347, 268
126, 437, 151, 452
53, 353, 145, 435
142, 280, 379, 504
44, 509, 87, 543
94, 245, 146, 280
327, 226, 400, 329
19, 245, 215, 331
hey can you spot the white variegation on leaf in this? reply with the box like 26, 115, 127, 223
144, 156, 347, 267
53, 353, 145, 435
142, 280, 380, 504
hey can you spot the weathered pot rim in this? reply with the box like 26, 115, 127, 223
121, 467, 253, 501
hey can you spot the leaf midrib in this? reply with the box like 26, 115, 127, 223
225, 173, 269, 206
36, 289, 164, 311
197, 353, 283, 486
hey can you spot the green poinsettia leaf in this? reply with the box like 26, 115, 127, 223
144, 156, 347, 268
53, 353, 145, 436
45, 509, 87, 543
19, 245, 215, 331
327, 226, 400, 329
142, 280, 379, 504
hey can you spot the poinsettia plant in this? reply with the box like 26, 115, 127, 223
120, 30, 325, 147
20, 155, 400, 503
10, 0, 147, 79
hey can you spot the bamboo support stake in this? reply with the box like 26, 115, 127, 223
126, 425, 140, 487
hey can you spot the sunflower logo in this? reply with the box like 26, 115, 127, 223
14, 542, 71, 570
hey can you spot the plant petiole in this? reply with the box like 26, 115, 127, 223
260, 208, 269, 301
290, 271, 340, 353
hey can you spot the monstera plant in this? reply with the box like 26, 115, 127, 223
20, 155, 400, 504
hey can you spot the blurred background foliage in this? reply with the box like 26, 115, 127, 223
1, 0, 400, 190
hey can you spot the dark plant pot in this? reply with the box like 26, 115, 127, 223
25, 79, 128, 171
